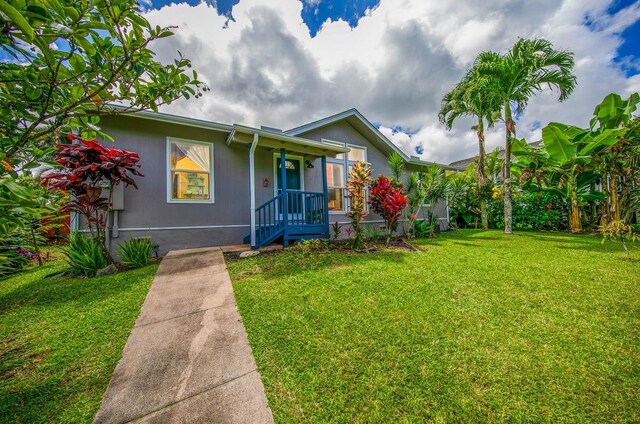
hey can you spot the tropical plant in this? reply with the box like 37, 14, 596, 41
0, 176, 48, 274
117, 237, 154, 269
404, 172, 428, 237
421, 165, 449, 225
64, 233, 108, 277
369, 175, 407, 244
42, 136, 142, 259
363, 224, 383, 243
387, 152, 411, 235
387, 152, 405, 183
0, 0, 207, 172
485, 148, 504, 184
439, 65, 500, 230
413, 219, 434, 238
345, 161, 373, 249
600, 220, 637, 260
515, 111, 627, 233
447, 171, 481, 229
474, 38, 577, 233
330, 221, 342, 241
589, 93, 640, 225
488, 191, 565, 231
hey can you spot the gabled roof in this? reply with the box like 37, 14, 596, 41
105, 106, 232, 132
226, 124, 349, 157
286, 108, 457, 170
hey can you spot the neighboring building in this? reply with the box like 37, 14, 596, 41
449, 141, 542, 171
87, 108, 455, 254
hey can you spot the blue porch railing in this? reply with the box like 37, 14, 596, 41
252, 190, 329, 248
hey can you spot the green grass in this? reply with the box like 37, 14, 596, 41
228, 231, 640, 423
0, 260, 157, 423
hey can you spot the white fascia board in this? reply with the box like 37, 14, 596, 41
231, 124, 349, 153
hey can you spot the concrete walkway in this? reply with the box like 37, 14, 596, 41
94, 247, 273, 424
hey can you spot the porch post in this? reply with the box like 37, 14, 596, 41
249, 133, 259, 248
321, 156, 329, 231
280, 149, 288, 246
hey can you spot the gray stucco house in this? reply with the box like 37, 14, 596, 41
92, 109, 452, 254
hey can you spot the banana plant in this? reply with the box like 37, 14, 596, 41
590, 93, 639, 223
514, 123, 624, 232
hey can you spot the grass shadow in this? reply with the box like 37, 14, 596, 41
0, 264, 157, 314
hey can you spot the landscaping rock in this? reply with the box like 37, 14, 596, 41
96, 264, 118, 276
239, 250, 260, 258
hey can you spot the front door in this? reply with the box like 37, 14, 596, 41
275, 156, 303, 215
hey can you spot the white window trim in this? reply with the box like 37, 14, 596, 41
272, 153, 305, 196
166, 137, 215, 204
322, 140, 368, 214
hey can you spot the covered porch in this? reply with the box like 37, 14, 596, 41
226, 125, 348, 249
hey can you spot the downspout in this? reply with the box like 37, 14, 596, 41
249, 133, 259, 248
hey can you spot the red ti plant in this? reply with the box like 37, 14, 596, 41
369, 175, 408, 244
42, 135, 142, 259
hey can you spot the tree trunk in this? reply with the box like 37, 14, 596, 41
480, 199, 488, 230
600, 174, 610, 226
503, 102, 514, 234
476, 117, 489, 231
569, 184, 582, 233
610, 174, 620, 221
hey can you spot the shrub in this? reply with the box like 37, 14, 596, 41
118, 238, 154, 269
369, 175, 408, 244
330, 222, 342, 241
0, 236, 30, 276
600, 220, 638, 260
363, 224, 383, 243
413, 220, 434, 238
346, 161, 373, 249
489, 191, 566, 231
64, 233, 108, 277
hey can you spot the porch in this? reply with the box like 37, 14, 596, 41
226, 125, 349, 249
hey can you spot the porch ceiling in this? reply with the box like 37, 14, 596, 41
227, 124, 349, 157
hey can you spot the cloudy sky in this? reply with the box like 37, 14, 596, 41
142, 0, 640, 164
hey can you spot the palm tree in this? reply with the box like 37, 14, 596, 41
439, 66, 500, 230
474, 38, 577, 234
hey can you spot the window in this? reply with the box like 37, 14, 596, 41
324, 141, 367, 212
326, 162, 345, 211
167, 138, 214, 203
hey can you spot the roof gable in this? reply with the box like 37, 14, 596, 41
287, 108, 457, 170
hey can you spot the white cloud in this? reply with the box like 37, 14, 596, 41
143, 0, 640, 164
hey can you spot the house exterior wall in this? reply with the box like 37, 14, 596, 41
295, 121, 449, 232
90, 115, 448, 254
98, 115, 255, 254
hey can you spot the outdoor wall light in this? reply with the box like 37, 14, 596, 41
305, 160, 314, 169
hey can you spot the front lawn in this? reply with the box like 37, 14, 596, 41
228, 230, 640, 423
0, 260, 157, 423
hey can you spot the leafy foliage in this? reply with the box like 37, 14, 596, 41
600, 220, 638, 260
0, 0, 207, 171
472, 38, 577, 233
488, 192, 566, 231
117, 237, 154, 269
42, 137, 142, 258
369, 175, 407, 243
345, 161, 373, 249
413, 220, 434, 238
63, 233, 108, 277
